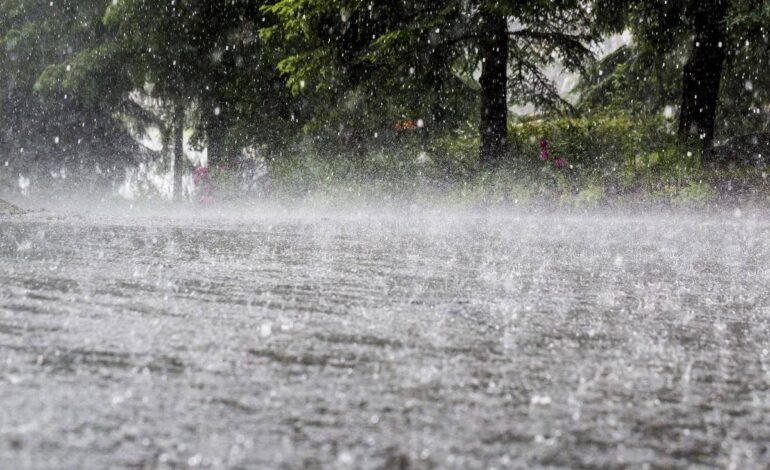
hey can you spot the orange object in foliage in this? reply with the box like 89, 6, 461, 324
394, 119, 417, 133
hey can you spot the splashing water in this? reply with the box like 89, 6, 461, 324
0, 206, 769, 468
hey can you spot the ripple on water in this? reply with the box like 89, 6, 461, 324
0, 212, 769, 468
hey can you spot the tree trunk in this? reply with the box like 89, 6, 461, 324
478, 7, 509, 168
173, 103, 185, 201
678, 0, 729, 151
428, 49, 448, 130
207, 121, 225, 169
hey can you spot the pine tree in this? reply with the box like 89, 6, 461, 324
583, 0, 770, 151
49, 0, 300, 197
263, 0, 595, 168
0, 0, 135, 182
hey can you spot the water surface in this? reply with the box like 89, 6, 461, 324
1, 207, 769, 468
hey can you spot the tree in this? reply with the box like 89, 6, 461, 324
718, 1, 770, 137
173, 102, 185, 198
583, 0, 769, 152
114, 0, 297, 169
263, 0, 595, 168
0, 0, 141, 183
677, 0, 729, 148
71, 0, 300, 198
478, 3, 509, 166
102, 0, 205, 199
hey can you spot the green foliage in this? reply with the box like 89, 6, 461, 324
674, 180, 716, 205
34, 43, 132, 106
574, 185, 605, 208
48, 0, 299, 163
0, 0, 142, 181
510, 113, 687, 181
1, 0, 768, 200
718, 0, 770, 137
578, 0, 770, 140
575, 45, 684, 115
262, 0, 596, 158
427, 127, 481, 178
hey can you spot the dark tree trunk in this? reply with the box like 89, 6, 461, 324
678, 0, 729, 151
207, 117, 226, 169
173, 103, 185, 201
428, 49, 448, 130
478, 8, 509, 168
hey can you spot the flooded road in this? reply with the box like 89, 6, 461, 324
1, 208, 769, 469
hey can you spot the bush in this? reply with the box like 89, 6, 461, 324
674, 181, 716, 205
508, 112, 696, 189
233, 111, 737, 206
574, 185, 606, 208
426, 125, 481, 179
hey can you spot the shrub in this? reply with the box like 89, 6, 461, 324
574, 185, 606, 208
509, 112, 693, 188
674, 181, 716, 205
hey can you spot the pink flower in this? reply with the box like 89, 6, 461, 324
539, 138, 548, 149
199, 183, 215, 204
191, 166, 215, 203
539, 150, 550, 160
554, 158, 565, 169
192, 166, 209, 185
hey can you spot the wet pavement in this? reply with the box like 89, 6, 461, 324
1, 207, 769, 468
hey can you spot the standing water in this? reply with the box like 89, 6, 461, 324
1, 206, 769, 468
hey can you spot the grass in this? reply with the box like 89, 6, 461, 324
206, 147, 770, 210
4, 110, 768, 209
